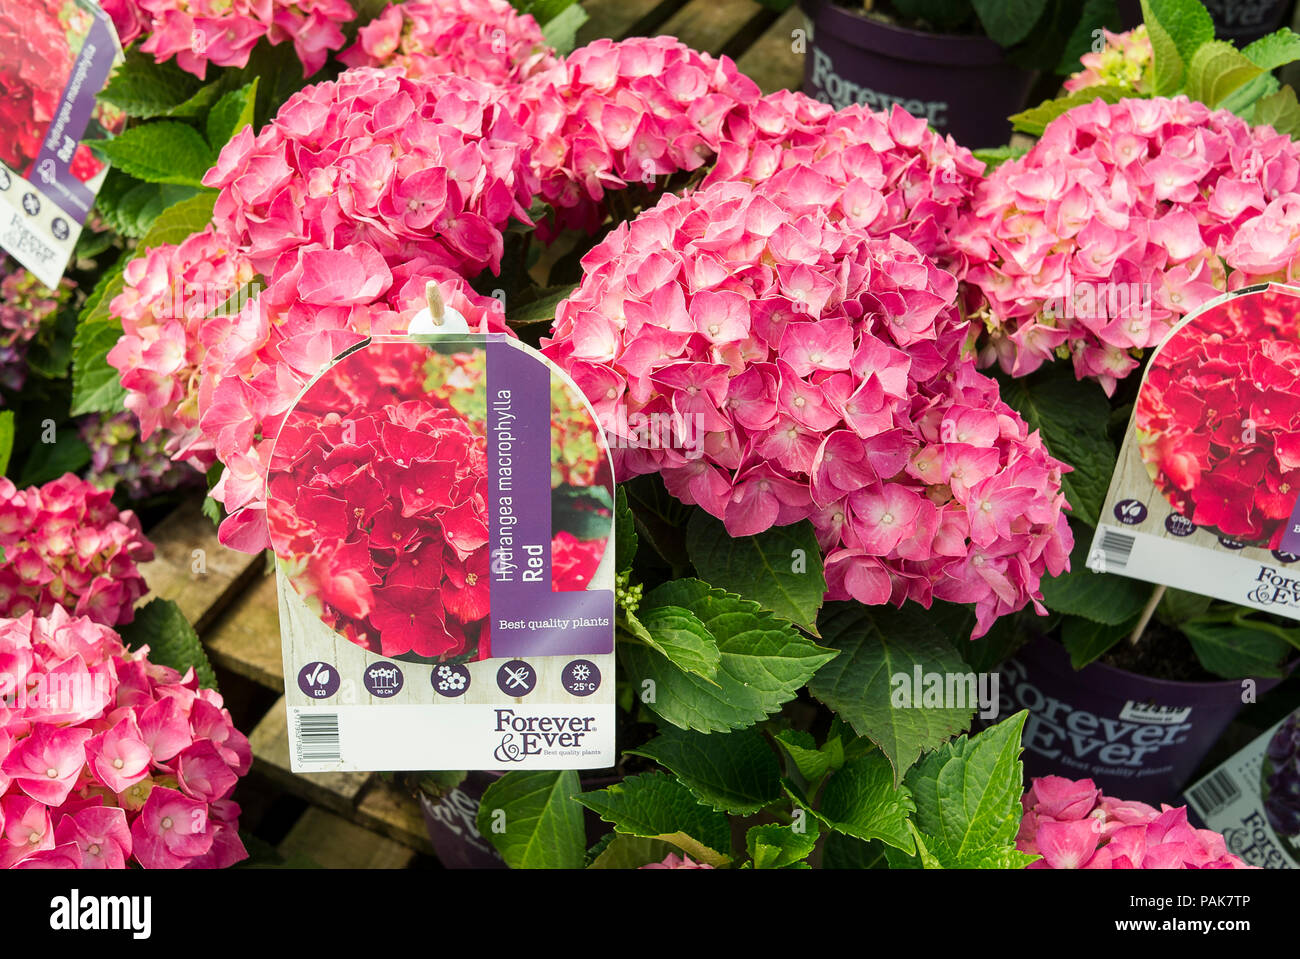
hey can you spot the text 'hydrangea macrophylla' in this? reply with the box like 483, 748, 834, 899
203, 66, 538, 281
340, 0, 558, 86
1, 256, 74, 397
104, 0, 356, 79
106, 225, 257, 471
1136, 287, 1300, 546
705, 94, 986, 281
0, 607, 250, 869
1063, 26, 1152, 95
0, 474, 153, 628
957, 96, 1300, 394
512, 36, 762, 237
543, 175, 1072, 637
1017, 776, 1251, 869
266, 344, 490, 661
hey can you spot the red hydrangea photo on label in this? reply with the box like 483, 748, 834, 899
1136, 285, 1300, 548
267, 341, 491, 663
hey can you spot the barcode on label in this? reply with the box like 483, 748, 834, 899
1099, 529, 1136, 570
295, 712, 341, 764
1188, 770, 1241, 817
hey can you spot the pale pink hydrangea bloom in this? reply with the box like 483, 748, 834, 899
1018, 776, 1252, 869
0, 607, 250, 869
340, 0, 558, 86
957, 96, 1300, 393
0, 474, 153, 628
543, 174, 1071, 638
104, 0, 356, 79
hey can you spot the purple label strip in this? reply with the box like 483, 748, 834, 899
31, 6, 119, 223
486, 338, 613, 657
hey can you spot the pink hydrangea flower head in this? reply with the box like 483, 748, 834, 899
204, 67, 538, 281
127, 0, 356, 79
0, 610, 249, 869
639, 852, 715, 869
340, 0, 559, 85
958, 96, 1300, 393
513, 36, 762, 237
0, 474, 153, 627
543, 174, 1072, 638
1018, 776, 1252, 868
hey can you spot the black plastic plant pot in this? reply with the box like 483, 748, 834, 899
995, 636, 1287, 805
798, 0, 1037, 147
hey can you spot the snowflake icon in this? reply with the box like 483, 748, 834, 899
572, 664, 590, 681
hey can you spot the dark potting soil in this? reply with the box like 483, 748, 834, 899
1099, 620, 1220, 683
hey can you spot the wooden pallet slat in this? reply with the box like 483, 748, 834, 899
278, 807, 418, 870
660, 0, 767, 57
579, 0, 689, 44
136, 498, 263, 634
354, 781, 437, 857
734, 5, 806, 94
206, 571, 287, 691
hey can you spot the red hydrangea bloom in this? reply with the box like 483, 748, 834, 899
551, 531, 604, 591
957, 96, 1300, 393
513, 36, 763, 237
0, 0, 69, 175
1136, 287, 1300, 546
0, 474, 153, 628
105, 0, 356, 79
543, 174, 1071, 637
267, 345, 490, 661
1017, 776, 1251, 869
0, 607, 249, 869
340, 0, 558, 86
199, 266, 506, 554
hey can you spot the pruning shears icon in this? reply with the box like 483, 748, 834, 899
503, 665, 531, 689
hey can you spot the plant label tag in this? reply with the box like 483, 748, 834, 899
1185, 708, 1300, 869
268, 333, 617, 772
1088, 284, 1300, 621
0, 0, 122, 289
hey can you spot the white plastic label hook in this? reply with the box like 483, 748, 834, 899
409, 280, 471, 335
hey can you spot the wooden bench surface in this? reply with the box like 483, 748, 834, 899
142, 0, 809, 865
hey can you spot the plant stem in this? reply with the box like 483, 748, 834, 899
1128, 584, 1166, 646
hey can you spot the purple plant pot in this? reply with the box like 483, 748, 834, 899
996, 636, 1286, 805
798, 0, 1037, 148
420, 771, 621, 868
